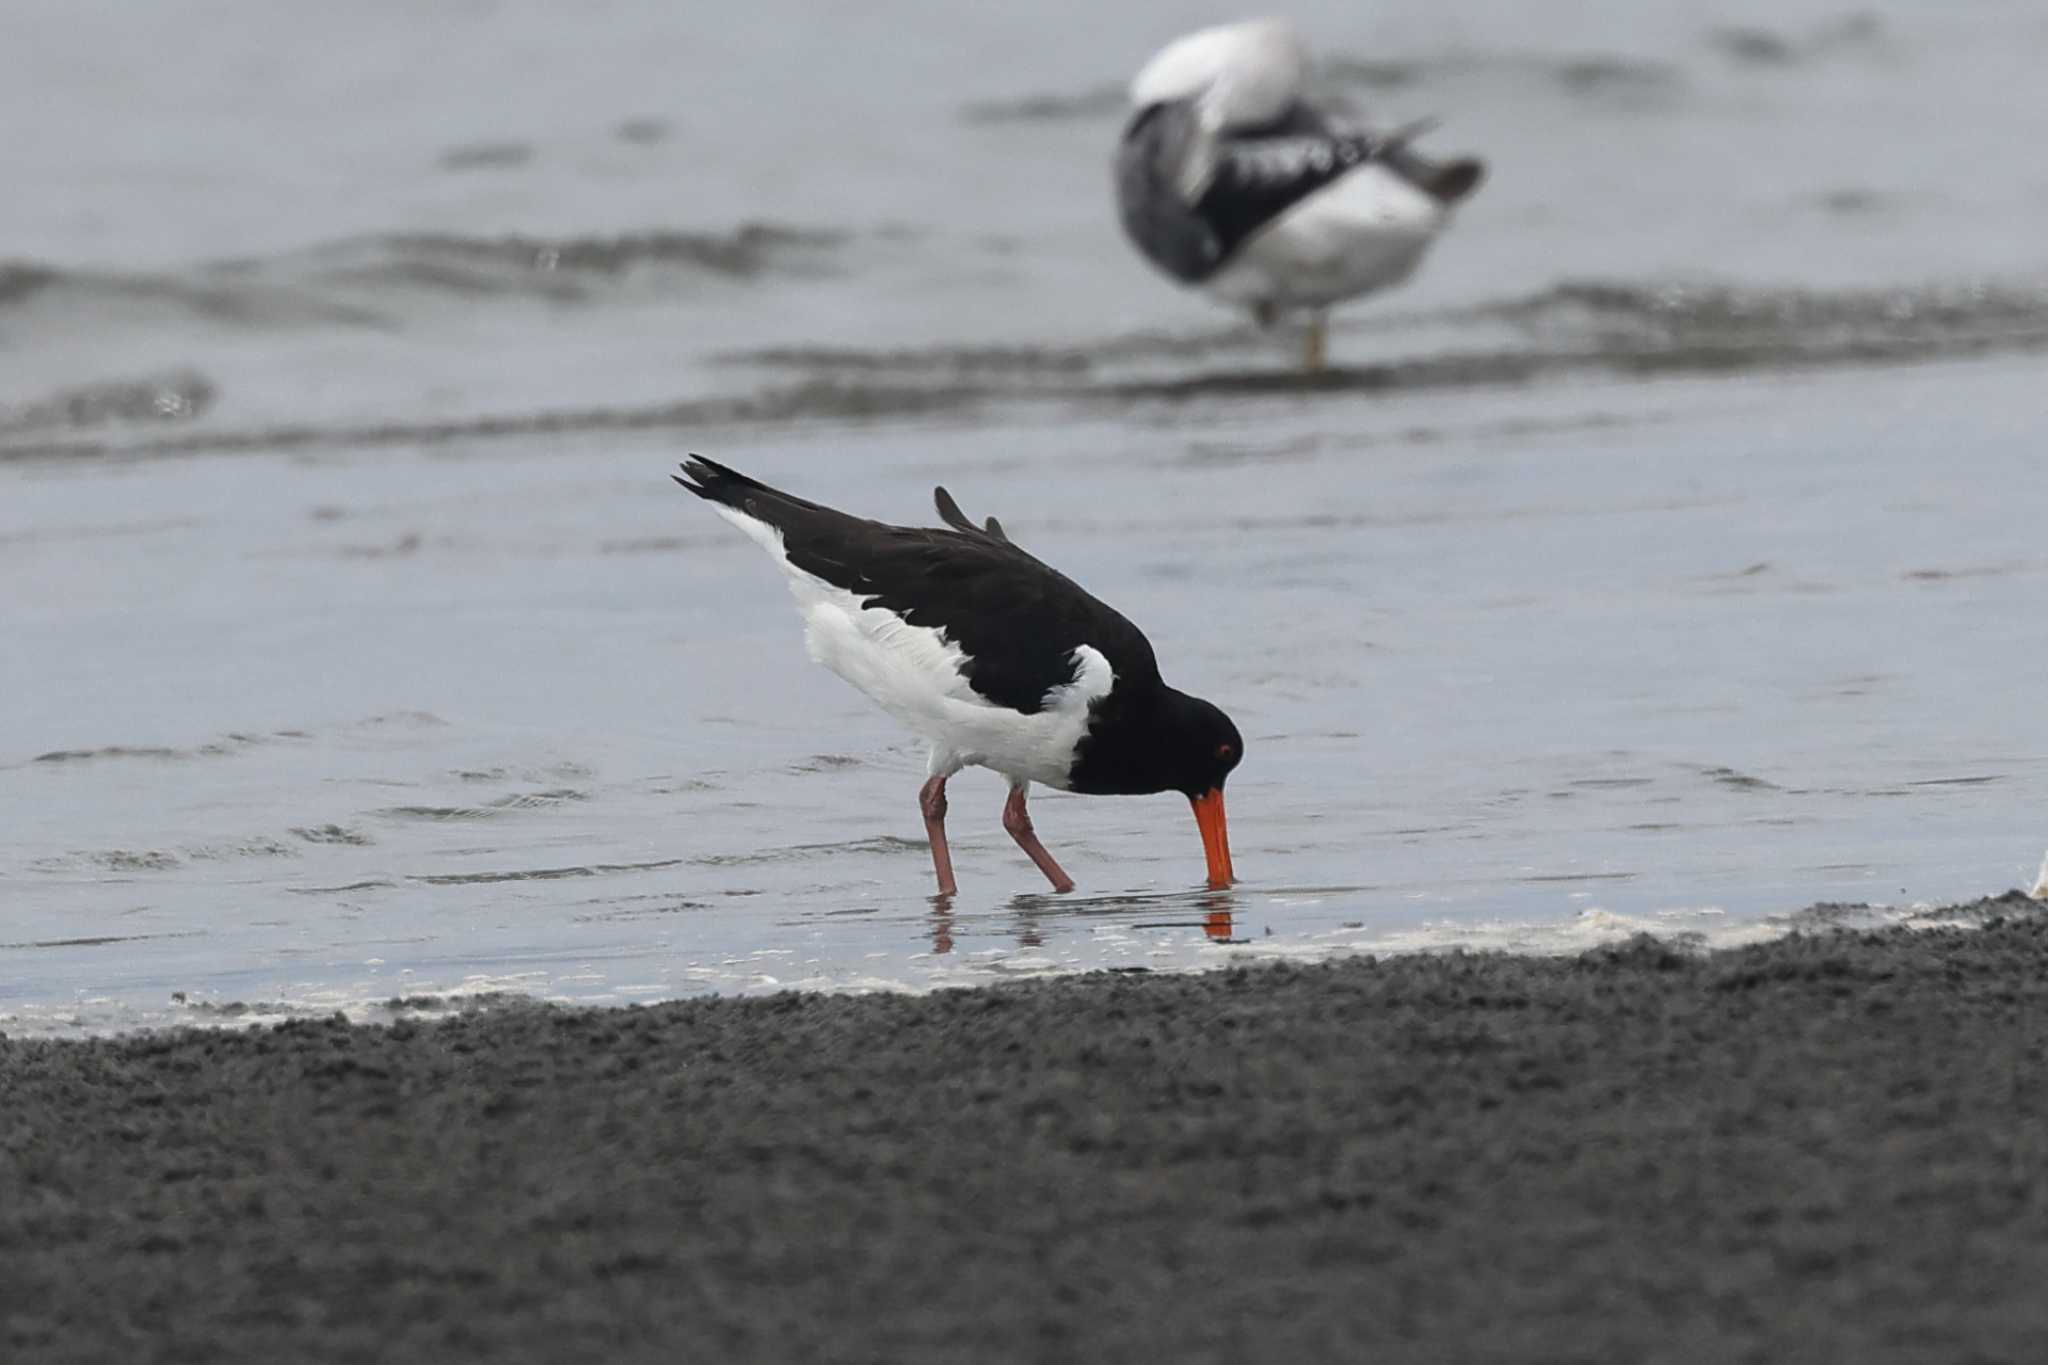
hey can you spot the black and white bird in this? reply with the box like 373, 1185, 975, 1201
1115, 18, 1485, 372
673, 457, 1241, 896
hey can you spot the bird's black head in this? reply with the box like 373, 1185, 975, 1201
1165, 692, 1244, 800
1170, 693, 1242, 890
1068, 687, 1243, 799
1068, 687, 1243, 888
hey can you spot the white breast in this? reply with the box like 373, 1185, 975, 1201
712, 504, 1116, 789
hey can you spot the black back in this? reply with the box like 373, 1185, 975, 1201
675, 457, 1161, 716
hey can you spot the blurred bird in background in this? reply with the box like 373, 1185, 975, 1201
1114, 17, 1485, 372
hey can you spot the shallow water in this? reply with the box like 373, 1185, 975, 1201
4, 1, 2046, 1033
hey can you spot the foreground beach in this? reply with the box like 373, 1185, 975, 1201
7, 893, 2046, 1362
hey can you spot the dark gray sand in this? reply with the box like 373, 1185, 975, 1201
8, 896, 2048, 1363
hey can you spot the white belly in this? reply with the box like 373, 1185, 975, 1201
1204, 163, 1449, 314
800, 590, 1110, 789
711, 503, 1114, 789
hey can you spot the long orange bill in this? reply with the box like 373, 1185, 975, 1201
1190, 788, 1235, 889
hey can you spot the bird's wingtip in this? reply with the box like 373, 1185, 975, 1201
676, 453, 756, 496
933, 485, 1013, 543
933, 485, 972, 533
1428, 157, 1485, 205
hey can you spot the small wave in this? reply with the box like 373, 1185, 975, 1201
306, 224, 847, 294
357, 710, 449, 729
717, 320, 1302, 384
1813, 188, 1893, 217
49, 849, 183, 873
11, 276, 2048, 464
0, 371, 216, 437
614, 117, 670, 145
599, 533, 722, 555
0, 259, 381, 329
1774, 889, 2046, 933
410, 857, 685, 886
372, 991, 539, 1020
35, 834, 310, 870
0, 376, 978, 465
373, 805, 503, 822
1517, 871, 1637, 884
1902, 775, 2003, 788
0, 931, 201, 951
1474, 278, 2048, 342
372, 788, 591, 821
33, 745, 184, 764
733, 278, 2048, 396
570, 895, 713, 924
1105, 279, 2048, 401
789, 754, 867, 773
0, 262, 61, 305
188, 837, 299, 861
960, 85, 1126, 124
291, 824, 376, 846
491, 788, 592, 810
0, 222, 853, 350
1700, 766, 1778, 791
963, 50, 1682, 124
173, 998, 309, 1020
1902, 562, 2026, 583
437, 140, 535, 172
718, 343, 1091, 376
26, 731, 280, 765
1706, 14, 1887, 68
691, 834, 929, 867
1321, 51, 1683, 100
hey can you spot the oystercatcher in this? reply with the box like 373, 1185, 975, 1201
1115, 17, 1485, 371
673, 457, 1241, 895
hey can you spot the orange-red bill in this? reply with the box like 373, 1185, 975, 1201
1190, 787, 1234, 889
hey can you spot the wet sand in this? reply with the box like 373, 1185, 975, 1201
7, 893, 2047, 1362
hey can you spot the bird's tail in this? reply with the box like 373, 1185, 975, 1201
672, 454, 847, 535
1373, 121, 1484, 205
674, 454, 785, 509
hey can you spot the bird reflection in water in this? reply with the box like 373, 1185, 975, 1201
925, 887, 1240, 955
1184, 889, 1239, 943
1204, 901, 1236, 943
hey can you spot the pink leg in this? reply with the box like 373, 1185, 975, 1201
919, 775, 957, 897
1003, 786, 1074, 893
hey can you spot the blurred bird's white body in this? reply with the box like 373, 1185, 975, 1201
1116, 16, 1482, 364
706, 501, 1111, 790
1129, 18, 1308, 130
1205, 162, 1447, 313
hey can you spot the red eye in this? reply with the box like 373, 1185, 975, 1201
1216, 743, 1234, 760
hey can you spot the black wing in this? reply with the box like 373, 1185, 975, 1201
677, 457, 1161, 713
1116, 100, 1484, 279
1190, 129, 1395, 263
933, 485, 1009, 543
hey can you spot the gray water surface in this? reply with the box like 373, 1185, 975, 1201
4, 1, 2046, 1033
